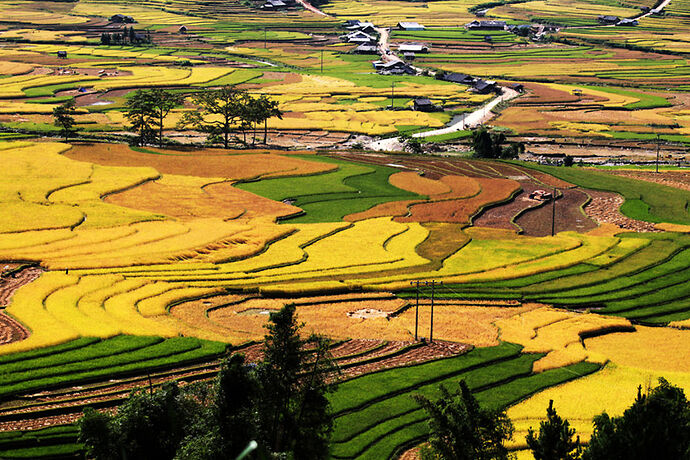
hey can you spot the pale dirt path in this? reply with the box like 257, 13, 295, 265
367, 87, 521, 151
295, 0, 332, 17
413, 87, 520, 138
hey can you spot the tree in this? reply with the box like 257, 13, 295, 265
125, 88, 182, 147
256, 304, 338, 459
413, 380, 514, 460
79, 382, 203, 460
471, 126, 523, 159
52, 99, 78, 141
253, 94, 282, 145
583, 378, 690, 460
526, 400, 582, 460
178, 86, 246, 148
78, 305, 337, 460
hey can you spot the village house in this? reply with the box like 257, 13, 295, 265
347, 21, 376, 31
597, 15, 620, 24
397, 22, 425, 31
57, 50, 67, 59
442, 72, 476, 85
343, 19, 361, 28
178, 25, 187, 34
413, 98, 437, 112
466, 20, 507, 30
345, 30, 377, 44
398, 43, 429, 53
109, 14, 136, 23
616, 18, 639, 26
354, 44, 378, 54
262, 0, 286, 10
373, 60, 415, 75
472, 79, 499, 94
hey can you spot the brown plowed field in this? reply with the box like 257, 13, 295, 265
514, 188, 597, 236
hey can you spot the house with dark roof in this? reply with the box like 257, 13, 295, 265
110, 14, 136, 23
413, 98, 436, 112
374, 60, 416, 75
397, 22, 425, 31
57, 50, 67, 59
473, 79, 498, 94
597, 15, 620, 24
343, 19, 361, 28
466, 20, 506, 30
442, 72, 475, 85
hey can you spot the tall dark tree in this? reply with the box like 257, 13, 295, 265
413, 380, 514, 460
526, 400, 582, 460
256, 304, 337, 459
125, 88, 182, 147
52, 99, 78, 141
583, 378, 690, 460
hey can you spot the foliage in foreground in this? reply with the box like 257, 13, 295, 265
583, 378, 690, 460
414, 380, 514, 460
78, 304, 338, 460
526, 400, 582, 460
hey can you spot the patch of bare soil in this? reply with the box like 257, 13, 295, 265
584, 190, 657, 232
0, 265, 42, 307
514, 188, 597, 236
605, 169, 690, 192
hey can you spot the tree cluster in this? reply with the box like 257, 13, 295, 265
100, 27, 152, 45
418, 378, 690, 460
78, 304, 338, 460
122, 86, 281, 148
179, 86, 282, 148
471, 126, 524, 159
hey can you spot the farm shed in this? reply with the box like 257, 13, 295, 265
413, 98, 436, 112
617, 18, 638, 26
597, 15, 620, 24
57, 50, 67, 59
398, 43, 429, 53
443, 73, 475, 85
466, 20, 507, 30
397, 22, 425, 31
178, 25, 187, 34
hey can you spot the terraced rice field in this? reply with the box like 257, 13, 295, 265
2, 0, 690, 456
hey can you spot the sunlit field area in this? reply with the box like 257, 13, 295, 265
1, 0, 690, 457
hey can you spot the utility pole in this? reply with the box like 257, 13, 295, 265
425, 280, 441, 342
320, 49, 324, 73
551, 188, 557, 237
264, 28, 267, 49
656, 133, 661, 173
410, 280, 420, 340
391, 81, 395, 109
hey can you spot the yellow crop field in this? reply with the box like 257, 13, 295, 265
507, 364, 690, 447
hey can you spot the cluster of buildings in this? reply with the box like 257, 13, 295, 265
597, 15, 639, 26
